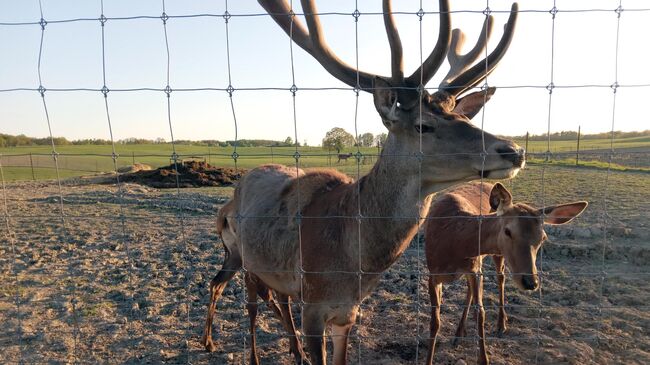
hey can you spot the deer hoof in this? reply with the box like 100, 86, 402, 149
202, 338, 217, 353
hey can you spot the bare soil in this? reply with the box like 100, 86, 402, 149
1, 165, 649, 364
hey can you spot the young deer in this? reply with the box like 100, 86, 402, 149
424, 182, 587, 365
203, 1, 524, 364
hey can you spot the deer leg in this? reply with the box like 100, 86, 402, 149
302, 305, 327, 365
332, 323, 353, 365
244, 273, 262, 365
276, 293, 309, 365
201, 249, 241, 353
473, 272, 489, 365
453, 274, 475, 347
425, 277, 443, 365
493, 255, 508, 336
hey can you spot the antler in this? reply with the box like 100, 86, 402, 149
443, 3, 519, 96
258, 1, 517, 103
258, 0, 376, 89
439, 16, 494, 89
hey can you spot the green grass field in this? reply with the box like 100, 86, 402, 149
514, 135, 650, 153
1, 135, 648, 181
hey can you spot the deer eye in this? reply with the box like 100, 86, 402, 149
504, 228, 512, 238
415, 124, 435, 134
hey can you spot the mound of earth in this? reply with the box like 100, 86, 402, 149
117, 163, 153, 173
119, 161, 245, 188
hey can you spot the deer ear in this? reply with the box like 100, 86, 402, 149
489, 182, 512, 214
373, 77, 402, 129
453, 87, 496, 120
539, 201, 588, 225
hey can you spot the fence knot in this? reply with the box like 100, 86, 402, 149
549, 6, 558, 18
223, 11, 231, 23
99, 14, 107, 26
615, 5, 623, 18
352, 9, 361, 22
610, 82, 619, 93
39, 18, 47, 29
292, 151, 301, 161
38, 85, 46, 97
164, 85, 172, 97
290, 84, 298, 95
101, 85, 110, 97
546, 82, 555, 94
161, 12, 169, 24
230, 151, 239, 161
226, 84, 235, 97
482, 7, 492, 16
416, 8, 424, 21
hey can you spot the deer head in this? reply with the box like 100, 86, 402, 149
489, 183, 588, 291
259, 0, 524, 192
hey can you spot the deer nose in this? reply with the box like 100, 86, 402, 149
521, 275, 539, 291
496, 144, 525, 167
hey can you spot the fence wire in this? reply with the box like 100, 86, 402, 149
0, 1, 648, 365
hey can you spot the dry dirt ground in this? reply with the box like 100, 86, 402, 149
1, 165, 649, 364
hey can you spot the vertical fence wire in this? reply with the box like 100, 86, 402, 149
415, 1, 425, 361
286, 1, 306, 362
0, 158, 23, 363
159, 1, 193, 362
598, 1, 624, 360
35, 0, 81, 362
98, 1, 137, 359
221, 0, 247, 361
536, 1, 558, 363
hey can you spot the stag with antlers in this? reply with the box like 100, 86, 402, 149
202, 1, 523, 364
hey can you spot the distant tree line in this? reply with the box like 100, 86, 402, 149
504, 130, 650, 141
321, 128, 387, 152
0, 133, 301, 148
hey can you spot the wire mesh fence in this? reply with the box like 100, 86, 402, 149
1, 1, 649, 364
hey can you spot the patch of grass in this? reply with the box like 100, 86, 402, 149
527, 157, 650, 173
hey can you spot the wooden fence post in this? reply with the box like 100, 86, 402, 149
576, 125, 581, 166
30, 153, 36, 180
524, 132, 529, 155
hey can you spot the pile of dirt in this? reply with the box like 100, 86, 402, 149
117, 163, 153, 173
119, 161, 245, 188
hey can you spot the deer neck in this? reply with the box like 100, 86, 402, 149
355, 141, 434, 273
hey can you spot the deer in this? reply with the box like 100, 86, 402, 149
424, 182, 588, 365
202, 1, 524, 364
336, 153, 353, 164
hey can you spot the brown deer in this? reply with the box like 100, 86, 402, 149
424, 182, 587, 365
336, 153, 353, 164
203, 1, 524, 364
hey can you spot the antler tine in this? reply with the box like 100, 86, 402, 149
439, 15, 494, 88
405, 0, 451, 87
258, 0, 314, 55
382, 0, 404, 83
445, 2, 519, 96
300, 0, 376, 89
258, 0, 376, 90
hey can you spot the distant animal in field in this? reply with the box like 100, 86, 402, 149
336, 153, 353, 164
424, 182, 587, 365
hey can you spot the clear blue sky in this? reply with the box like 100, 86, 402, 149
1, 0, 648, 145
